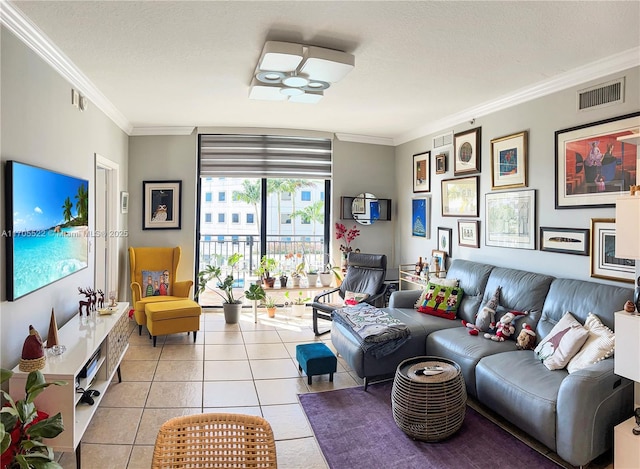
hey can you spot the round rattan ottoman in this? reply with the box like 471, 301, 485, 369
391, 356, 466, 442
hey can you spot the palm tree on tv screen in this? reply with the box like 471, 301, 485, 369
75, 183, 88, 225
61, 197, 73, 224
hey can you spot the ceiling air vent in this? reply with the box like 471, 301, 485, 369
578, 78, 624, 111
433, 131, 453, 149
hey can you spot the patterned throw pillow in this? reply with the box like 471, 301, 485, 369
414, 278, 459, 308
141, 270, 171, 297
566, 313, 615, 374
534, 312, 588, 370
344, 291, 370, 306
417, 283, 464, 320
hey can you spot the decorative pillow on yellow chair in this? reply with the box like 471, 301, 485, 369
142, 270, 171, 297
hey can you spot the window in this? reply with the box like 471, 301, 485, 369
217, 235, 225, 243
232, 213, 239, 223
232, 235, 239, 244
246, 213, 254, 223
301, 191, 311, 201
204, 235, 211, 241
205, 192, 212, 202
218, 213, 225, 223
218, 192, 226, 202
232, 192, 239, 202
281, 213, 292, 224
281, 192, 292, 201
320, 191, 325, 201
301, 217, 311, 224
204, 213, 212, 223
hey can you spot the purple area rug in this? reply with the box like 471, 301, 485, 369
299, 382, 560, 469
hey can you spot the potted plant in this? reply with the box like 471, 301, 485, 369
263, 295, 277, 318
197, 253, 244, 324
307, 267, 319, 288
244, 283, 266, 319
290, 260, 306, 288
256, 256, 278, 288
1, 368, 66, 469
278, 271, 288, 288
285, 291, 310, 317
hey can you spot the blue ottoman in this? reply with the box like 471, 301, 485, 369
296, 343, 337, 385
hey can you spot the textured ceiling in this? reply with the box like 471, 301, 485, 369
9, 1, 640, 142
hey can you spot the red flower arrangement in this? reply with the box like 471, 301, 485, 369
335, 223, 360, 252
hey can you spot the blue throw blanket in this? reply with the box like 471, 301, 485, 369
333, 304, 410, 358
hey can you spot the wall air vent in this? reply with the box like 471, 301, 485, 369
433, 131, 453, 149
578, 78, 624, 111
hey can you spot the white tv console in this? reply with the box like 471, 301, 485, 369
9, 302, 130, 468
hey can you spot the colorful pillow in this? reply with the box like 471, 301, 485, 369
414, 278, 459, 308
417, 284, 464, 320
534, 312, 588, 370
141, 270, 171, 297
344, 291, 370, 306
566, 313, 615, 374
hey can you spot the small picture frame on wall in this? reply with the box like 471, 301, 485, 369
458, 220, 480, 248
143, 180, 182, 230
413, 151, 431, 193
412, 197, 430, 238
454, 127, 481, 176
590, 218, 635, 283
435, 152, 447, 174
491, 130, 528, 190
539, 227, 589, 256
437, 227, 452, 257
441, 176, 479, 217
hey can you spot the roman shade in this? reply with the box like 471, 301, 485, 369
199, 134, 332, 178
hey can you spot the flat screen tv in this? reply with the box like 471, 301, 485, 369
5, 161, 89, 301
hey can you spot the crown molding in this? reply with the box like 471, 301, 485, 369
335, 133, 394, 146
394, 47, 640, 146
1, 1, 133, 134
130, 127, 195, 136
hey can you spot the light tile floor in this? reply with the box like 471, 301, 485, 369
58, 308, 358, 469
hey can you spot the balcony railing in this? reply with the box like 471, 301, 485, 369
198, 234, 328, 289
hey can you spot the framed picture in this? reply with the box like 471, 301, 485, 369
431, 249, 446, 273
435, 152, 447, 175
120, 191, 129, 214
590, 218, 635, 283
454, 127, 481, 175
485, 189, 536, 250
539, 227, 589, 256
413, 151, 431, 193
437, 227, 452, 256
143, 180, 182, 230
412, 197, 430, 238
491, 130, 528, 190
441, 176, 479, 217
458, 220, 480, 248
555, 112, 640, 209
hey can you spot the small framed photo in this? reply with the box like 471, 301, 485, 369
413, 151, 431, 193
441, 176, 479, 217
437, 227, 452, 257
485, 189, 536, 250
458, 220, 480, 248
431, 249, 447, 273
143, 180, 182, 230
491, 130, 528, 190
590, 218, 635, 283
454, 127, 481, 176
435, 152, 447, 175
539, 227, 589, 256
120, 191, 129, 214
412, 197, 430, 238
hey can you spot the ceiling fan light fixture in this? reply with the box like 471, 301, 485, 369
280, 87, 305, 97
282, 75, 309, 87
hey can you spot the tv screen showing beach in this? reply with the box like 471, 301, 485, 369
5, 161, 89, 301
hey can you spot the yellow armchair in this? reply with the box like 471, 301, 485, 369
129, 246, 194, 335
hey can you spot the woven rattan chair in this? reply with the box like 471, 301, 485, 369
151, 413, 278, 468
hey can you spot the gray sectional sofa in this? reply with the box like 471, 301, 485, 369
330, 258, 635, 467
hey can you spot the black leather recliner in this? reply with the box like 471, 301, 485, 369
311, 252, 388, 335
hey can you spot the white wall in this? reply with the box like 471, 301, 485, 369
0, 28, 129, 370
395, 67, 640, 286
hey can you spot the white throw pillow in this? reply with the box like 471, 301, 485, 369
414, 278, 459, 308
534, 312, 589, 371
566, 313, 615, 374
